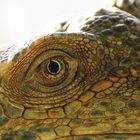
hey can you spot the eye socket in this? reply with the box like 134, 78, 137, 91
24, 50, 78, 93
47, 60, 61, 74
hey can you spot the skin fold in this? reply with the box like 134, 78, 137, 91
0, 1, 140, 140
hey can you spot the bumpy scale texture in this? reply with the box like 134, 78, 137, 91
0, 1, 140, 140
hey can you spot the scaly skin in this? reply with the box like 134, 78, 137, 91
114, 0, 140, 18
0, 7, 140, 140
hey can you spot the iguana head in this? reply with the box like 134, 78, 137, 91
0, 8, 140, 140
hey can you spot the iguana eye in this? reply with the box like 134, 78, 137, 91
37, 57, 68, 87
47, 60, 61, 74
5, 33, 98, 109
24, 50, 78, 93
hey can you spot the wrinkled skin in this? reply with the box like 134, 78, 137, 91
0, 2, 140, 140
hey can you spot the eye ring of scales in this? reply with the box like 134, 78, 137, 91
0, 1, 140, 140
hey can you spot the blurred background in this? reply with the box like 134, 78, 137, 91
0, 0, 114, 47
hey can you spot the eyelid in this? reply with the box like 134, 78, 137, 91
25, 50, 72, 80
24, 49, 78, 93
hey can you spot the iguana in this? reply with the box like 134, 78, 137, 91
0, 1, 140, 140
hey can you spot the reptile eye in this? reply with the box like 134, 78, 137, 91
47, 60, 61, 74
37, 57, 66, 87
6, 34, 96, 109
24, 49, 78, 94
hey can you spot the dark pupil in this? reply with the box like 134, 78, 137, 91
47, 61, 60, 74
